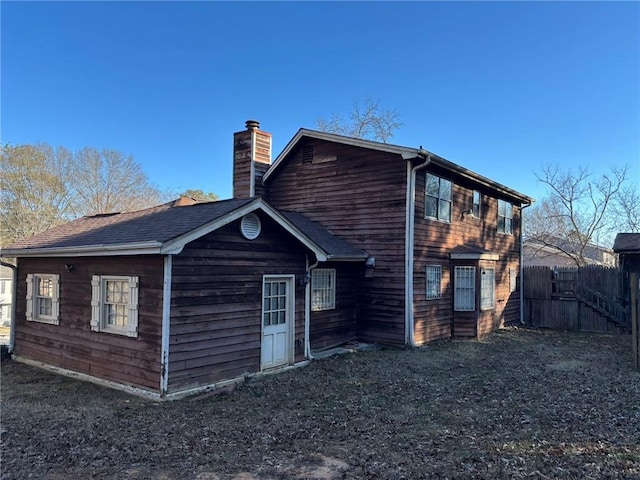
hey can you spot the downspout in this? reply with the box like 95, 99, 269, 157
160, 254, 173, 396
304, 255, 319, 360
519, 202, 532, 325
1, 261, 17, 354
404, 150, 431, 347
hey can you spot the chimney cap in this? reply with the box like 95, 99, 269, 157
245, 120, 260, 130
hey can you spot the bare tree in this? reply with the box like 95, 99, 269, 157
179, 189, 219, 202
612, 183, 640, 233
69, 147, 164, 216
526, 164, 630, 266
1, 144, 74, 247
1, 143, 167, 248
316, 98, 403, 143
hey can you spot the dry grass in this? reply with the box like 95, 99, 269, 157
1, 327, 639, 479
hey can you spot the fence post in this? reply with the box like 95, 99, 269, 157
631, 273, 638, 370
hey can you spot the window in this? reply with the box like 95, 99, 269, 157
473, 191, 481, 218
498, 199, 513, 234
91, 275, 139, 337
26, 274, 60, 324
425, 173, 452, 222
426, 265, 442, 300
509, 268, 518, 293
454, 266, 475, 311
311, 269, 336, 311
0, 280, 6, 294
480, 268, 495, 310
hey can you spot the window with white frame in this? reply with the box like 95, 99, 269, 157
473, 190, 481, 218
26, 274, 60, 324
425, 173, 452, 222
426, 265, 442, 300
480, 268, 495, 310
91, 275, 139, 337
498, 199, 513, 234
311, 268, 336, 311
509, 268, 518, 293
454, 266, 475, 311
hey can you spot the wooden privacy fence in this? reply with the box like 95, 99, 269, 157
523, 265, 629, 333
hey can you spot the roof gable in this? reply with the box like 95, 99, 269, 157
0, 198, 366, 261
263, 128, 534, 204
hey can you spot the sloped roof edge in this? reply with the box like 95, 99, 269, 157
263, 128, 534, 204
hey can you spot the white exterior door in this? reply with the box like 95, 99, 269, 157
261, 276, 293, 369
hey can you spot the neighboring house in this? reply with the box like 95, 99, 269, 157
524, 237, 616, 268
0, 120, 533, 398
0, 265, 14, 327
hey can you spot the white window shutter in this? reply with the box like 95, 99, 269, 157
126, 276, 139, 338
51, 275, 60, 324
90, 275, 101, 331
26, 274, 34, 322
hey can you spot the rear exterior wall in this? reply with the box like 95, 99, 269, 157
168, 213, 308, 393
413, 164, 523, 342
13, 255, 164, 391
266, 139, 409, 346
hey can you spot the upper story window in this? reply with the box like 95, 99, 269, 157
425, 173, 452, 223
498, 199, 513, 234
473, 191, 481, 218
26, 274, 60, 325
91, 275, 139, 337
311, 268, 336, 311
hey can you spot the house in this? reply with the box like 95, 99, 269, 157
0, 120, 533, 398
524, 237, 617, 268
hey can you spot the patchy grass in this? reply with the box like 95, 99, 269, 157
1, 327, 639, 479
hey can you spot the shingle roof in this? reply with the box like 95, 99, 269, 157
1, 198, 368, 262
280, 211, 367, 260
613, 233, 640, 253
3, 198, 254, 251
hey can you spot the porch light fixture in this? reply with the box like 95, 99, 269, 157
64, 264, 75, 272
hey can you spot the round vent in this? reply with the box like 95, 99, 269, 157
240, 213, 261, 240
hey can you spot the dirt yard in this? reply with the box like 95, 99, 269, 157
1, 327, 639, 480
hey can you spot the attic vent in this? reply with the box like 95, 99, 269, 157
302, 146, 313, 164
240, 213, 261, 240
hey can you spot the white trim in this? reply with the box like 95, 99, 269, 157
450, 252, 500, 261
405, 155, 431, 347
249, 128, 256, 197
2, 242, 162, 258
90, 275, 139, 337
12, 355, 311, 402
261, 274, 296, 370
160, 255, 172, 395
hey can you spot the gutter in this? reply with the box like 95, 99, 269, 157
160, 255, 173, 396
304, 256, 320, 360
404, 150, 431, 347
0, 241, 163, 258
1, 261, 17, 354
519, 201, 533, 325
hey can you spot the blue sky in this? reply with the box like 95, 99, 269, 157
2, 1, 639, 202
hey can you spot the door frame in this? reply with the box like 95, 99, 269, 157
260, 274, 295, 371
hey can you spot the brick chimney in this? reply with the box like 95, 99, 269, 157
233, 120, 272, 198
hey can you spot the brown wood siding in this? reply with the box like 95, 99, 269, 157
14, 256, 164, 390
309, 262, 363, 351
168, 213, 307, 393
267, 140, 408, 346
413, 166, 523, 342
